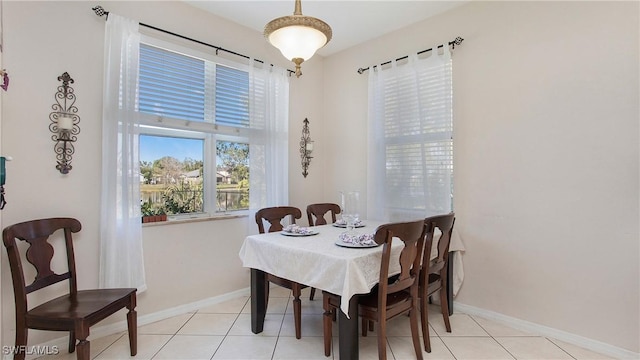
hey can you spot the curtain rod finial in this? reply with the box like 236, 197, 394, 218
92, 6, 108, 17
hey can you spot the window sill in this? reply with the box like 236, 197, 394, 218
142, 212, 248, 227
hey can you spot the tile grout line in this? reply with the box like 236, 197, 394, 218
426, 311, 457, 360
91, 332, 127, 360
209, 297, 250, 360
468, 314, 518, 360
270, 293, 290, 360
546, 337, 578, 360
468, 313, 579, 360
433, 322, 459, 360
421, 307, 457, 359
149, 311, 198, 360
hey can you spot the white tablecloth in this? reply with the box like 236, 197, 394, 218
239, 221, 465, 316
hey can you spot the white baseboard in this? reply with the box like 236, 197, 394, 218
11, 287, 251, 360
453, 301, 639, 360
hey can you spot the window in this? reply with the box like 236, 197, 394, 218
216, 141, 249, 212
138, 39, 251, 216
140, 135, 204, 215
368, 51, 453, 221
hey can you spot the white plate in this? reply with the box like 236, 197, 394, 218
332, 222, 366, 228
281, 230, 319, 237
334, 239, 379, 248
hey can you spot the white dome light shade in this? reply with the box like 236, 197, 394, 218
264, 0, 332, 77
268, 25, 328, 62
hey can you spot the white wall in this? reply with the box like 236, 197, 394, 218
323, 1, 639, 354
2, 0, 638, 355
0, 1, 325, 347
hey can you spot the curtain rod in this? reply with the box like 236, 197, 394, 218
357, 36, 464, 74
92, 6, 295, 76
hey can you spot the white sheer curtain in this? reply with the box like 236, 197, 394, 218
247, 61, 290, 229
367, 46, 453, 222
99, 13, 146, 291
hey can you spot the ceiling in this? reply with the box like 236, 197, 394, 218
184, 1, 467, 57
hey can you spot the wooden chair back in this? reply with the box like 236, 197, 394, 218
255, 206, 302, 233
419, 212, 455, 352
306, 203, 341, 226
3, 218, 82, 311
423, 213, 455, 279
254, 206, 311, 339
374, 220, 427, 307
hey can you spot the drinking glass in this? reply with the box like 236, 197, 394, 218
340, 191, 360, 234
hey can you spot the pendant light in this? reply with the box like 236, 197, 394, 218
264, 0, 332, 77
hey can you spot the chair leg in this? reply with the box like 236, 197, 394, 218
14, 324, 28, 360
439, 284, 451, 333
420, 293, 431, 352
292, 286, 302, 339
322, 296, 333, 357
74, 327, 90, 360
310, 287, 316, 301
377, 318, 387, 360
264, 279, 270, 310
361, 317, 368, 337
409, 308, 424, 360
127, 306, 138, 356
69, 331, 76, 353
75, 339, 90, 360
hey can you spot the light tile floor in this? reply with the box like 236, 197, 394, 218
36, 287, 615, 360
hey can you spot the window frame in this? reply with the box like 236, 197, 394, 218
138, 35, 252, 218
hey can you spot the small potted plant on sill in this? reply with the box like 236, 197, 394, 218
141, 200, 155, 223
155, 207, 167, 222
142, 200, 167, 223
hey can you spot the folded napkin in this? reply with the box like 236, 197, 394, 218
283, 224, 314, 235
338, 232, 376, 246
335, 218, 363, 226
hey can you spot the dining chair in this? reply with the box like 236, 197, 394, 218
419, 212, 456, 352
2, 217, 137, 360
306, 203, 341, 226
255, 206, 314, 339
322, 220, 427, 360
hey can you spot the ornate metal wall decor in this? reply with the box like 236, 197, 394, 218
49, 72, 80, 174
300, 118, 313, 178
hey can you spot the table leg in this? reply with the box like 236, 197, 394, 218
447, 252, 454, 315
338, 295, 359, 360
251, 269, 267, 334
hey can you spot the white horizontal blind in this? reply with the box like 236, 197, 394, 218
368, 49, 453, 221
216, 65, 250, 128
139, 44, 250, 129
139, 44, 205, 122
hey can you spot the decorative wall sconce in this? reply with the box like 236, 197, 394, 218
49, 72, 80, 174
300, 118, 313, 178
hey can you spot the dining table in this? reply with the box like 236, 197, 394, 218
238, 220, 465, 360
